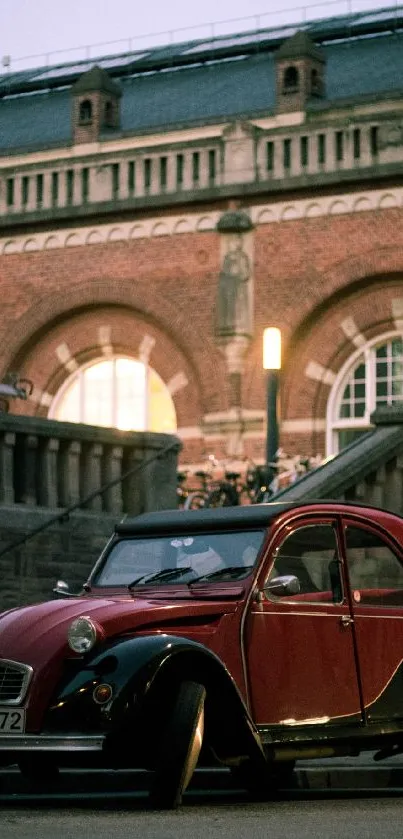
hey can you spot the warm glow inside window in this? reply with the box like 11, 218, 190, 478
50, 357, 176, 433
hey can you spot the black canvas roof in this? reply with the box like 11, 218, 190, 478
116, 502, 296, 535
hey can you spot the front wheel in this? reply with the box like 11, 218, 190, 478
149, 680, 206, 809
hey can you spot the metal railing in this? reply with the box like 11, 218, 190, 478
2, 1, 399, 74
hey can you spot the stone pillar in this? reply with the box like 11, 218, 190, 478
166, 155, 176, 194
13, 176, 23, 213
215, 209, 255, 456
21, 434, 38, 505
224, 337, 251, 409
58, 169, 67, 208
73, 167, 82, 205
121, 448, 144, 516
59, 440, 81, 506
181, 153, 192, 191
81, 443, 103, 511
26, 175, 37, 212
90, 165, 111, 202
222, 122, 257, 185
119, 161, 129, 201
102, 445, 124, 514
135, 160, 143, 197
0, 432, 15, 503
38, 437, 60, 507
42, 172, 53, 210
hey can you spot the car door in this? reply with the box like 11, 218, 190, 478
243, 516, 362, 728
341, 517, 403, 724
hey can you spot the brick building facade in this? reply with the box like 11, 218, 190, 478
1, 7, 403, 473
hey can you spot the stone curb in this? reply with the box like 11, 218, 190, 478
295, 766, 403, 791
1, 765, 403, 794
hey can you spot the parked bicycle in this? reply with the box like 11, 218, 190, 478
178, 453, 321, 510
177, 468, 211, 510
205, 458, 281, 508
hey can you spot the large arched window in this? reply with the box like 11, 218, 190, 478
50, 357, 176, 433
327, 332, 403, 455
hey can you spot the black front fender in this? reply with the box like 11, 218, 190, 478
45, 634, 264, 767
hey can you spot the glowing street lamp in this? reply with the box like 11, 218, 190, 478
263, 328, 281, 490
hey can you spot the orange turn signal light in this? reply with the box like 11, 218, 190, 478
93, 683, 113, 704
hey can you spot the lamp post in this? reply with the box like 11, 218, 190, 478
263, 327, 281, 491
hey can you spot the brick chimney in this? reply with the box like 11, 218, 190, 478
275, 30, 325, 113
71, 65, 122, 144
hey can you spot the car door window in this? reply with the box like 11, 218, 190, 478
345, 526, 403, 607
266, 524, 343, 603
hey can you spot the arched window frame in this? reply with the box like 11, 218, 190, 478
48, 355, 177, 433
283, 65, 299, 94
326, 330, 403, 456
79, 99, 93, 125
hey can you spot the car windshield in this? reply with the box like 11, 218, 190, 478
93, 530, 265, 587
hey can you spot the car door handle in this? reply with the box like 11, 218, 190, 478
340, 615, 354, 628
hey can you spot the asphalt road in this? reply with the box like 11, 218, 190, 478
1, 788, 403, 839
0, 762, 403, 839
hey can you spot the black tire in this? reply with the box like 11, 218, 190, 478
149, 680, 206, 809
230, 759, 295, 800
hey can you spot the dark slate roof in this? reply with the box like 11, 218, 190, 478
72, 65, 122, 96
0, 7, 403, 153
276, 30, 324, 61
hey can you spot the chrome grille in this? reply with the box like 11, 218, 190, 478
0, 659, 33, 705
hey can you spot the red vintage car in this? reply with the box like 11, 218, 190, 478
0, 500, 403, 808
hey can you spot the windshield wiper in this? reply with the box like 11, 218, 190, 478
128, 566, 193, 590
190, 566, 249, 584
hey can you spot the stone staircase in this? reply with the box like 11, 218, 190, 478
271, 407, 403, 515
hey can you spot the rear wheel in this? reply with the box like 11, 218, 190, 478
149, 680, 206, 809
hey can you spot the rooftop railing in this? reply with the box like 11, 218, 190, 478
1, 2, 400, 76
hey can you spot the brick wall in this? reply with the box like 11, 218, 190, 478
2, 206, 403, 464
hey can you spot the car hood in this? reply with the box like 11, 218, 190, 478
0, 594, 239, 669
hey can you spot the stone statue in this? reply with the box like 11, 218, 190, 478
216, 234, 252, 338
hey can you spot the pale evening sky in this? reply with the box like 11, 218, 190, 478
0, 0, 398, 71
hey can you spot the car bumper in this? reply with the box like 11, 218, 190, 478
0, 734, 105, 752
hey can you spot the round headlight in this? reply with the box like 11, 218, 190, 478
67, 616, 98, 654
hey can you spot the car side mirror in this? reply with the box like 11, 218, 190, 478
53, 579, 75, 598
263, 574, 300, 597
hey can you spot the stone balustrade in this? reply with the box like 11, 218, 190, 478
0, 119, 391, 222
0, 414, 181, 612
0, 413, 180, 515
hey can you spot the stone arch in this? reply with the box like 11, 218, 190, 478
281, 205, 300, 221
242, 248, 403, 458
86, 230, 103, 245
1, 278, 219, 421
281, 270, 403, 455
329, 199, 348, 215
23, 238, 39, 252
281, 247, 403, 328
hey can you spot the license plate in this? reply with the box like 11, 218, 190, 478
0, 707, 25, 733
